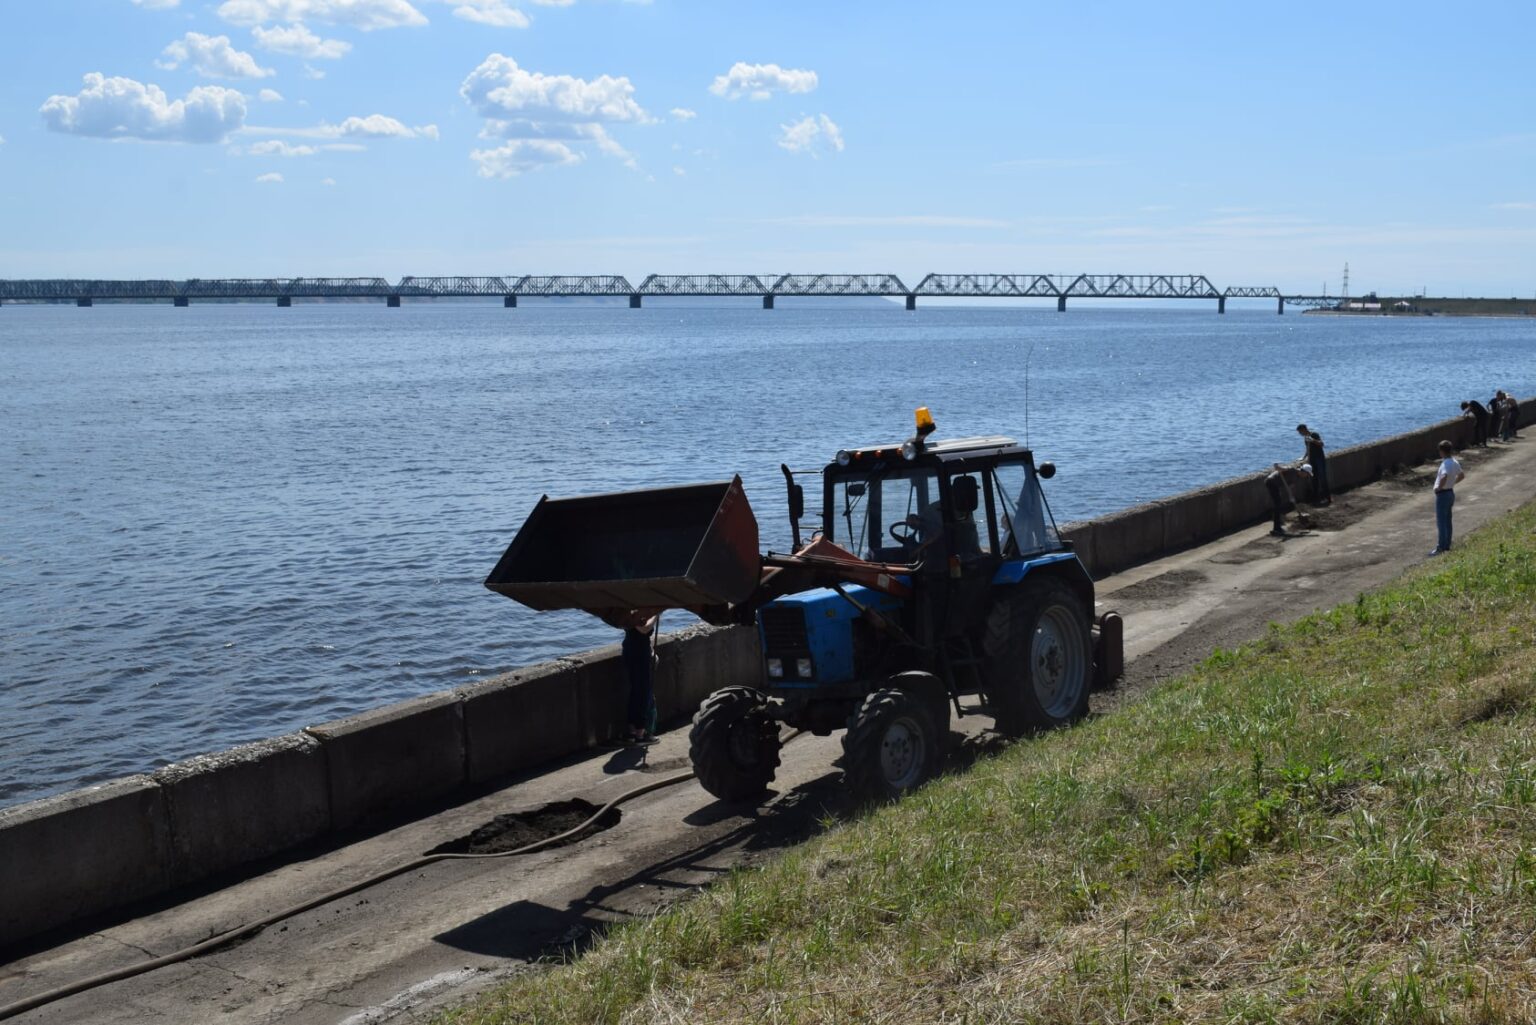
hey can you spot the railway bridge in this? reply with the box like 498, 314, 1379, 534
0, 274, 1338, 313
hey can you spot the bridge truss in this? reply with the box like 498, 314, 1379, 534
0, 274, 1328, 313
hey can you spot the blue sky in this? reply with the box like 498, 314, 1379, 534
1, 0, 1533, 295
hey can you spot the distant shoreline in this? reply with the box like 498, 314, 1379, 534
1305, 296, 1536, 318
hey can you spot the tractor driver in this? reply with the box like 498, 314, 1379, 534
897, 497, 940, 562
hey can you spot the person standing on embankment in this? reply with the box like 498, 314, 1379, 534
1297, 424, 1330, 505
1430, 440, 1465, 556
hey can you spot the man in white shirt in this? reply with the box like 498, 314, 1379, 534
1431, 440, 1465, 556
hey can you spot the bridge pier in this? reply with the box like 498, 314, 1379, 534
1057, 295, 1067, 312
387, 295, 401, 308
762, 294, 774, 309
173, 297, 189, 308
504, 295, 517, 308
277, 296, 291, 307
905, 294, 916, 311
77, 297, 92, 307
629, 294, 642, 308
1218, 296, 1226, 315
1277, 297, 1285, 315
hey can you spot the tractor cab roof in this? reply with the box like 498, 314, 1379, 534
826, 435, 1032, 474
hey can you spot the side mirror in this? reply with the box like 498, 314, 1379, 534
788, 483, 805, 521
1038, 461, 1056, 479
847, 482, 867, 498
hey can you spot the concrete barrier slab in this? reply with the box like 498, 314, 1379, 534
1089, 502, 1165, 576
459, 661, 586, 783
656, 625, 761, 716
569, 650, 629, 748
1214, 473, 1272, 533
307, 692, 464, 830
153, 733, 329, 885
1327, 446, 1378, 492
0, 776, 171, 948
1162, 486, 1222, 552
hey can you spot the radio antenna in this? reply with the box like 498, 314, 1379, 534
1024, 344, 1035, 449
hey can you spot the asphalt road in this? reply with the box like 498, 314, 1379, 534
4, 436, 1531, 1025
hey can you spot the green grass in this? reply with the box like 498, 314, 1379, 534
441, 504, 1536, 1024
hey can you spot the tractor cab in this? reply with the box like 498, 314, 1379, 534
818, 435, 1062, 568
784, 407, 1064, 571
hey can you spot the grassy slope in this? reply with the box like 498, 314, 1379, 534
444, 505, 1536, 1024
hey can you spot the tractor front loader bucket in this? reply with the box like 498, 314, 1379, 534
484, 476, 761, 614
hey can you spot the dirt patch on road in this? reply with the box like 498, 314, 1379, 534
1111, 568, 1208, 607
428, 799, 621, 855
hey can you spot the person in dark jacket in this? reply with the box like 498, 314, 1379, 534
1493, 391, 1514, 442
601, 608, 661, 743
1462, 400, 1491, 447
1296, 424, 1330, 505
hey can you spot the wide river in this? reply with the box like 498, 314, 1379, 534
3, 301, 1532, 807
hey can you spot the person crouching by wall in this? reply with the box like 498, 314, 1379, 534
1265, 462, 1313, 537
1461, 400, 1491, 448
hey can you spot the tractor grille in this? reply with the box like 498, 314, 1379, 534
760, 606, 810, 656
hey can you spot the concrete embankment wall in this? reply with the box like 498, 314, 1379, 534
0, 410, 1499, 950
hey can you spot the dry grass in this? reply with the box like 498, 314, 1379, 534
440, 504, 1536, 1025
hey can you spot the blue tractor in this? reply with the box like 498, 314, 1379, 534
486, 409, 1121, 802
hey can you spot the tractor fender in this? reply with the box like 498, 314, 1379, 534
991, 551, 1095, 607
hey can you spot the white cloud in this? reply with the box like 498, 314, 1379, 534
131, 0, 180, 8
242, 114, 437, 139
337, 114, 428, 137
459, 54, 646, 174
321, 176, 337, 185
302, 65, 327, 79
252, 23, 353, 59
255, 171, 284, 182
777, 113, 842, 155
158, 32, 275, 79
709, 62, 816, 101
1491, 201, 1536, 211
40, 73, 247, 143
258, 88, 284, 102
247, 139, 319, 156
447, 0, 529, 26
470, 138, 581, 178
0, 134, 6, 146
672, 165, 684, 176
461, 54, 646, 123
217, 0, 427, 30
670, 107, 695, 120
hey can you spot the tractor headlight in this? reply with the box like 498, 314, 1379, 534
795, 658, 813, 678
900, 439, 918, 461
836, 449, 852, 467
766, 658, 784, 679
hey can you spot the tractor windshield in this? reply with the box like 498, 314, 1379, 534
990, 460, 1059, 555
829, 465, 942, 562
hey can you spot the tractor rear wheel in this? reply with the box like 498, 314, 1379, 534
689, 686, 782, 803
983, 577, 1092, 737
843, 688, 942, 802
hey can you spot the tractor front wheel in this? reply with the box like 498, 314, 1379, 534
689, 686, 782, 803
983, 577, 1092, 737
843, 688, 942, 802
